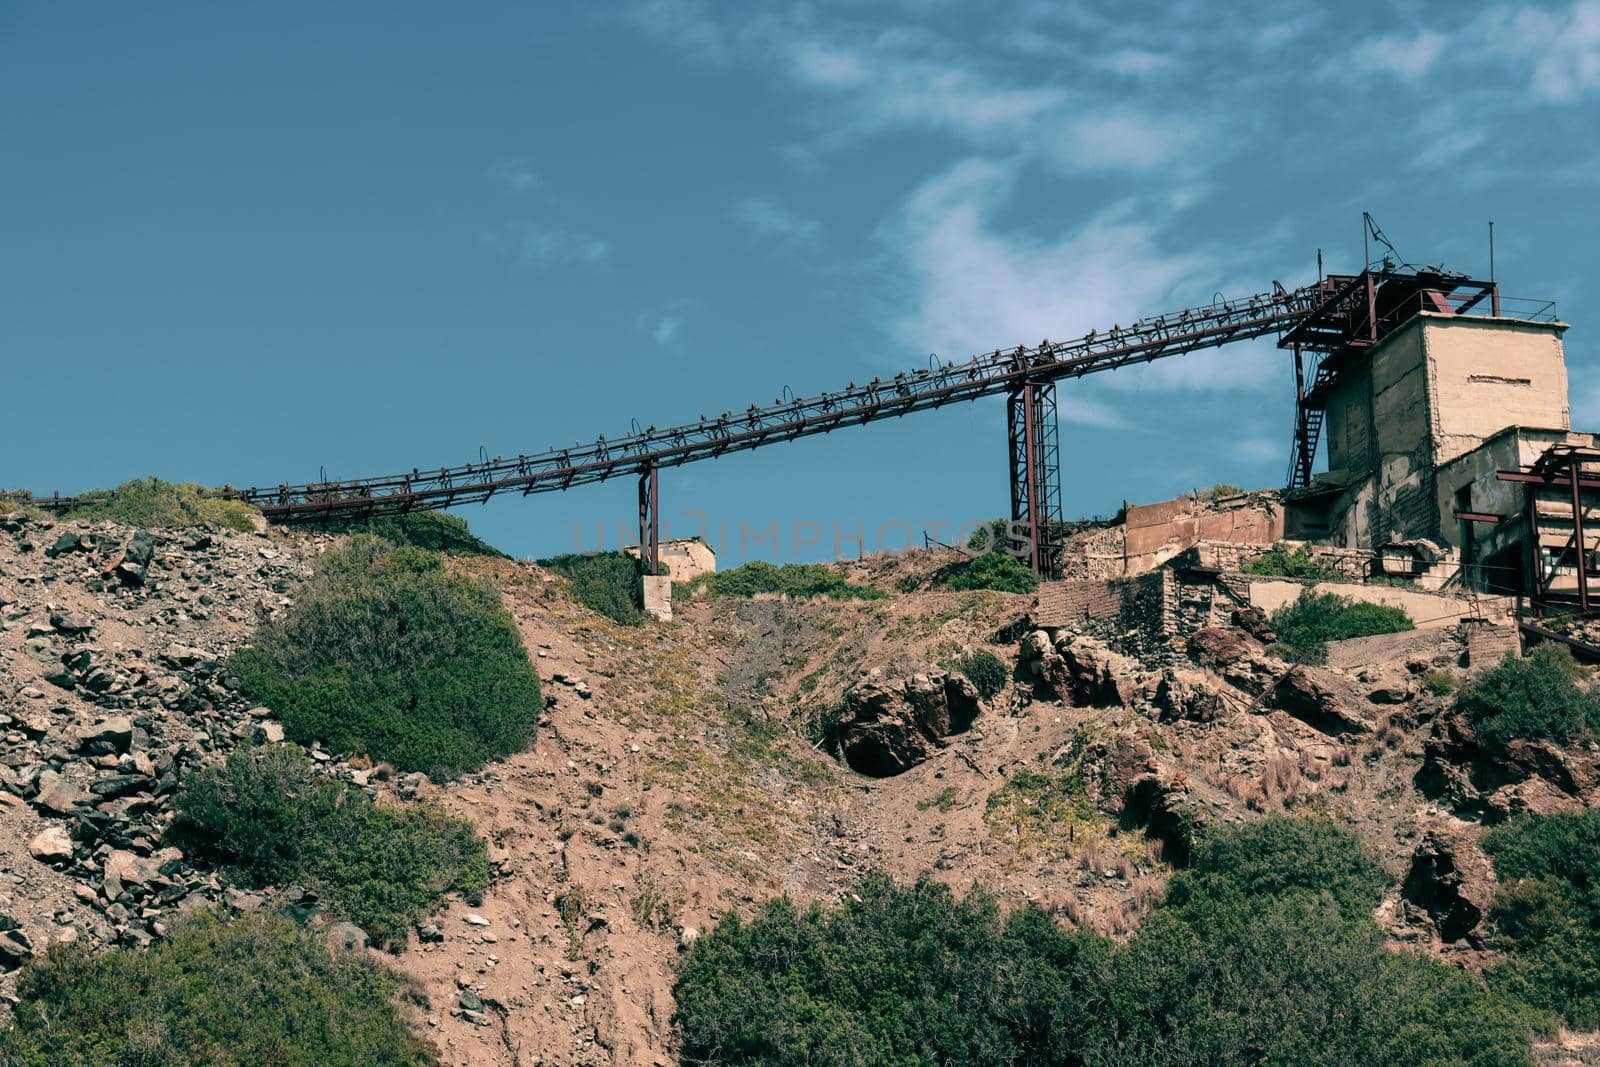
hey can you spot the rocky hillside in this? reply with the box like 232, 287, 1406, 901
3, 508, 1599, 1065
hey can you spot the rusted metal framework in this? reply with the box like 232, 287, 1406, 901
27, 260, 1550, 579
1498, 445, 1600, 614
1280, 268, 1508, 488
1007, 381, 1065, 573
213, 282, 1322, 543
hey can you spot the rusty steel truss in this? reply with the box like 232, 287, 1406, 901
1498, 445, 1600, 614
1280, 268, 1505, 488
29, 261, 1540, 578
209, 279, 1327, 565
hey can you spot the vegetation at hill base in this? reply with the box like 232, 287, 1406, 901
1485, 806, 1600, 1028
1241, 542, 1345, 581
1457, 644, 1600, 753
319, 510, 506, 557
57, 477, 261, 532
674, 816, 1539, 1066
540, 550, 650, 624
1267, 589, 1414, 665
173, 744, 489, 947
232, 536, 541, 780
0, 909, 434, 1066
685, 560, 884, 601
934, 551, 1039, 594
956, 649, 1009, 700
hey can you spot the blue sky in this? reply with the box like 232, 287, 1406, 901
4, 2, 1598, 563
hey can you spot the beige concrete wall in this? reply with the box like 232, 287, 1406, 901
642, 575, 672, 621
1314, 315, 1569, 551
1423, 316, 1570, 466
1245, 576, 1512, 629
1325, 371, 1374, 479
626, 538, 716, 583
1121, 495, 1282, 575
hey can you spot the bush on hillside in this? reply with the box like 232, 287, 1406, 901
61, 477, 260, 532
173, 745, 489, 947
687, 560, 884, 601
1485, 807, 1600, 1027
673, 816, 1538, 1066
321, 511, 505, 557
0, 909, 434, 1066
1167, 815, 1390, 916
935, 551, 1039, 594
957, 649, 1010, 700
539, 551, 648, 624
232, 537, 541, 780
1242, 542, 1344, 580
1267, 590, 1413, 665
1457, 644, 1600, 753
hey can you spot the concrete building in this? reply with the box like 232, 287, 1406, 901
1286, 313, 1570, 547
1281, 300, 1587, 603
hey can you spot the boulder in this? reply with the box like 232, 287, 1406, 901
1229, 605, 1276, 643
28, 825, 75, 864
1187, 626, 1263, 670
49, 609, 94, 635
1272, 668, 1374, 735
324, 921, 368, 953
33, 772, 86, 816
104, 850, 159, 893
1403, 826, 1496, 943
1153, 669, 1223, 723
834, 672, 981, 777
0, 929, 32, 969
72, 716, 134, 755
45, 530, 85, 557
114, 531, 157, 585
1045, 637, 1143, 708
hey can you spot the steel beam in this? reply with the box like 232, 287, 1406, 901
638, 464, 659, 575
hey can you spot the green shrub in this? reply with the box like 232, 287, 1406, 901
957, 649, 1010, 700
1167, 815, 1389, 917
673, 817, 1538, 1066
174, 745, 489, 946
1457, 645, 1600, 753
61, 477, 260, 532
1242, 542, 1343, 580
0, 909, 434, 1066
674, 871, 1110, 1065
965, 519, 1008, 551
1267, 590, 1413, 665
935, 551, 1039, 594
1485, 808, 1600, 1027
321, 511, 505, 557
540, 551, 648, 624
233, 537, 541, 780
1421, 668, 1458, 695
687, 560, 884, 601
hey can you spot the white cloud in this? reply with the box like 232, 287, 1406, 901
1523, 0, 1600, 100
1337, 3, 1600, 101
885, 158, 1215, 367
487, 159, 539, 193
651, 314, 683, 347
1344, 30, 1447, 80
1097, 49, 1172, 77
734, 196, 822, 248
1230, 435, 1284, 464
622, 2, 1194, 174
482, 223, 610, 267
1061, 393, 1132, 431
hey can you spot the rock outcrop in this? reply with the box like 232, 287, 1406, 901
1403, 824, 1497, 944
833, 671, 981, 776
